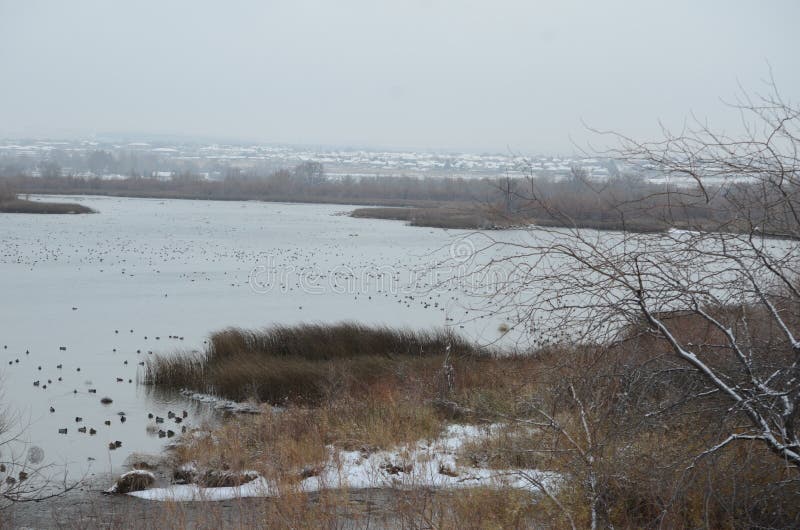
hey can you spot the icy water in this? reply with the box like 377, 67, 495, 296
0, 195, 508, 481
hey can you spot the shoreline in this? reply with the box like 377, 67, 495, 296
0, 197, 95, 214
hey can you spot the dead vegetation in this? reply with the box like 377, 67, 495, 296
1, 162, 745, 231
144, 323, 487, 404
351, 206, 515, 230
138, 316, 800, 528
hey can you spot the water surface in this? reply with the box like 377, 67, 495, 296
0, 195, 506, 479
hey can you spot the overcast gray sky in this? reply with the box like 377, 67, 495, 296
1, 0, 798, 153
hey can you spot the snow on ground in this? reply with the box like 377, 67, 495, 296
128, 424, 559, 502
127, 477, 274, 502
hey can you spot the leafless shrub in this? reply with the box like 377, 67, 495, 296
462, 77, 800, 527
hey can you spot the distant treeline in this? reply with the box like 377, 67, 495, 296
0, 162, 498, 205
0, 162, 758, 232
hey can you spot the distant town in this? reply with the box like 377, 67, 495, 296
0, 137, 621, 182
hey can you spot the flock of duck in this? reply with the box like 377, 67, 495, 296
2, 326, 195, 457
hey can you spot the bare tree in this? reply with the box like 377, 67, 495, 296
292, 161, 326, 187
452, 80, 800, 526
484, 80, 800, 470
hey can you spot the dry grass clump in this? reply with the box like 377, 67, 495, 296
142, 352, 207, 391
457, 424, 542, 470
206, 322, 478, 361
145, 323, 487, 404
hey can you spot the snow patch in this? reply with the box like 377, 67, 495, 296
128, 423, 558, 502
129, 478, 274, 501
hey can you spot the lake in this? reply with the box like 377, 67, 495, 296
0, 195, 511, 481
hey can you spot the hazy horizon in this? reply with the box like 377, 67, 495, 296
1, 0, 798, 154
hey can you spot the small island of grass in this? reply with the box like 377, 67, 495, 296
0, 184, 95, 214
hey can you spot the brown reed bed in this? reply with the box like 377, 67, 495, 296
144, 322, 489, 404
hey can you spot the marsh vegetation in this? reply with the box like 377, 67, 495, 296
144, 323, 486, 404
137, 315, 800, 528
0, 163, 741, 231
0, 182, 94, 214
